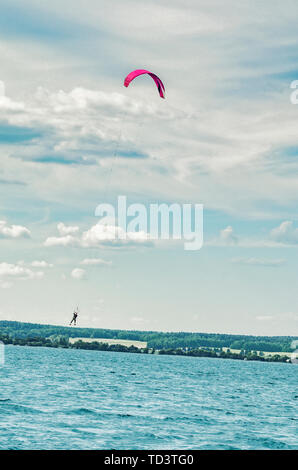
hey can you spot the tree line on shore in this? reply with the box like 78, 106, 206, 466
0, 320, 296, 352
0, 332, 291, 363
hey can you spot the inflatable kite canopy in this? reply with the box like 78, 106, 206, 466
124, 69, 165, 98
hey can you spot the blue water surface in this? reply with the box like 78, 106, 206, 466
0, 345, 297, 450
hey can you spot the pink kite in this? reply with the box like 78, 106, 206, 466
124, 69, 165, 98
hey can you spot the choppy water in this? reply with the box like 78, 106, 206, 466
0, 345, 297, 449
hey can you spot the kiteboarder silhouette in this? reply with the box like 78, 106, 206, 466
70, 308, 79, 326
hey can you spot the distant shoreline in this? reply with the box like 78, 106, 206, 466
2, 337, 293, 364
0, 320, 296, 364
0, 320, 296, 351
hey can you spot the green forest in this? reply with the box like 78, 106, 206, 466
0, 320, 296, 352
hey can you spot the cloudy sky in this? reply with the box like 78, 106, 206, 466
1, 0, 298, 335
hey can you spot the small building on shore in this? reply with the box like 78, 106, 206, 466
69, 337, 147, 349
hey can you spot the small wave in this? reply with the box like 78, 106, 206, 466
69, 407, 97, 416
0, 403, 44, 414
246, 436, 291, 450
64, 408, 136, 420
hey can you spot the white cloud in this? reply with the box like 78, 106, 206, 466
71, 268, 86, 280
81, 222, 150, 248
57, 222, 79, 236
1, 75, 298, 221
31, 260, 54, 268
44, 220, 151, 249
0, 221, 30, 239
208, 225, 239, 246
0, 80, 24, 111
207, 225, 297, 248
220, 226, 238, 245
80, 258, 112, 266
270, 221, 298, 245
0, 262, 44, 280
44, 234, 79, 247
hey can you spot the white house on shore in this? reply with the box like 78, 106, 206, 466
69, 337, 147, 349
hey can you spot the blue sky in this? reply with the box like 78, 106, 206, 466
1, 0, 298, 335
